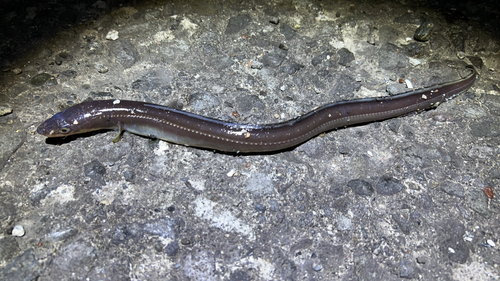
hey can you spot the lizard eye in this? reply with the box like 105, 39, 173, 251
59, 127, 70, 133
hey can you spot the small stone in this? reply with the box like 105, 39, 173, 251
123, 169, 135, 182
262, 26, 274, 33
467, 56, 484, 69
457, 51, 466, 59
278, 43, 288, 51
440, 180, 465, 198
280, 24, 296, 40
154, 242, 163, 252
399, 259, 420, 278
414, 20, 434, 42
275, 212, 285, 223
0, 249, 40, 280
60, 70, 77, 78
0, 105, 13, 116
255, 204, 266, 213
225, 14, 252, 34
280, 62, 303, 74
337, 215, 352, 231
348, 179, 374, 196
180, 238, 191, 246
313, 264, 323, 271
270, 17, 279, 24
106, 30, 119, 40
165, 241, 180, 256
12, 225, 25, 237
405, 79, 413, 89
470, 121, 500, 138
245, 172, 274, 196
37, 48, 53, 59
487, 239, 495, 247
84, 160, 107, 179
260, 50, 287, 68
416, 256, 429, 264
91, 91, 113, 98
92, 0, 107, 9
227, 169, 238, 177
376, 176, 405, 195
387, 84, 402, 95
12, 68, 22, 74
54, 52, 73, 65
250, 61, 263, 69
338, 145, 350, 155
337, 48, 355, 66
110, 40, 140, 69
96, 63, 109, 73
269, 200, 279, 212
409, 57, 421, 66
30, 73, 57, 86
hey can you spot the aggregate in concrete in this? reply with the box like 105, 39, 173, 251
0, 0, 499, 280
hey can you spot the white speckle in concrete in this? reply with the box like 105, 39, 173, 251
192, 197, 255, 241
12, 225, 25, 237
106, 30, 119, 40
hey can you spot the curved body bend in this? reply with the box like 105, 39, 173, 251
37, 69, 477, 153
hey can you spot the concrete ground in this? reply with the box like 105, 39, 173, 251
0, 0, 499, 280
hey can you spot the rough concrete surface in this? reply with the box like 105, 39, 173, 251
0, 0, 499, 280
